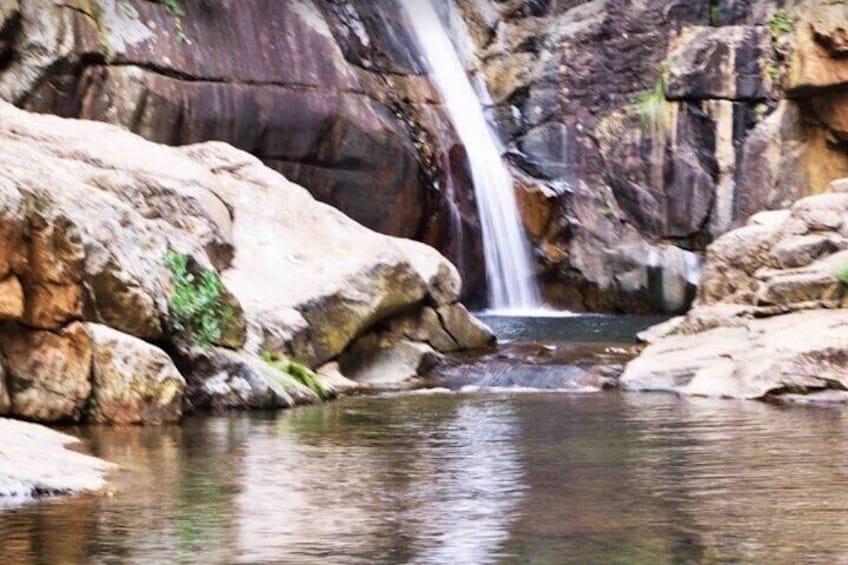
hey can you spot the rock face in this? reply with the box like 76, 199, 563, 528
454, 0, 848, 312
0, 0, 487, 302
4, 2, 845, 315
0, 101, 492, 423
622, 178, 848, 400
0, 418, 112, 498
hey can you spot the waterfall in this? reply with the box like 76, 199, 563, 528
402, 0, 542, 312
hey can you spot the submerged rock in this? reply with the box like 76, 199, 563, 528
0, 418, 112, 499
623, 179, 848, 400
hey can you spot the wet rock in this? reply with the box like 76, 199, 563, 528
0, 360, 9, 416
87, 324, 185, 425
0, 322, 92, 423
0, 418, 113, 498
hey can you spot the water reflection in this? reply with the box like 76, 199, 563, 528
237, 398, 525, 564
1, 394, 847, 563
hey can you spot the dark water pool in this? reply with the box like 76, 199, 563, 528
2, 315, 846, 564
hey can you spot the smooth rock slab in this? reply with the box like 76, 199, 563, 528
622, 310, 848, 399
0, 418, 112, 499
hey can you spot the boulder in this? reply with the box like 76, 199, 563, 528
622, 310, 848, 399
0, 0, 484, 289
339, 334, 442, 390
315, 362, 362, 395
0, 101, 489, 418
623, 178, 848, 400
87, 324, 185, 425
174, 346, 315, 412
0, 322, 92, 422
436, 303, 496, 350
0, 418, 113, 498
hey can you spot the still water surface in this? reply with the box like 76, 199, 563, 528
2, 395, 847, 563
1, 316, 847, 564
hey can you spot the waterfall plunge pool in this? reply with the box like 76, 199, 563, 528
3, 314, 847, 564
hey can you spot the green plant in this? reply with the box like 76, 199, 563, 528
119, 1, 137, 18
635, 74, 669, 133
261, 349, 330, 400
767, 63, 780, 80
710, 5, 721, 26
164, 251, 232, 347
768, 10, 793, 38
600, 203, 614, 219
163, 0, 189, 42
835, 267, 848, 285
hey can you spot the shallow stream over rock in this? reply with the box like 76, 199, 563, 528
2, 316, 847, 563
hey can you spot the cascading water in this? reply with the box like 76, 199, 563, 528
402, 0, 542, 312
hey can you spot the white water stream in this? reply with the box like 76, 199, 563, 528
402, 0, 542, 312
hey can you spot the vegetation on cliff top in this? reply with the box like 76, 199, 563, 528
164, 251, 233, 347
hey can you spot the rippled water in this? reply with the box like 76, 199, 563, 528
2, 394, 848, 564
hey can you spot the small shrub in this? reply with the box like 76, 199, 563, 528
710, 5, 721, 26
836, 267, 848, 285
636, 75, 669, 134
261, 349, 330, 400
164, 251, 232, 347
767, 63, 780, 80
163, 0, 189, 42
768, 11, 793, 38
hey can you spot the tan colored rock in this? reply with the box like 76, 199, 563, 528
626, 178, 848, 401
622, 310, 848, 399
23, 282, 83, 329
1, 323, 92, 422
315, 362, 362, 395
436, 303, 496, 350
87, 324, 185, 425
789, 5, 848, 93
339, 335, 442, 390
770, 234, 846, 269
812, 90, 848, 141
387, 307, 461, 353
0, 275, 23, 321
698, 224, 780, 305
